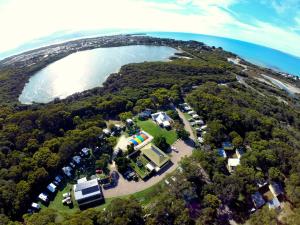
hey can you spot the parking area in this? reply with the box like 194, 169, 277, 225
103, 139, 194, 198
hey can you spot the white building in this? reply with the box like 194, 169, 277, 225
151, 112, 172, 128
47, 183, 57, 193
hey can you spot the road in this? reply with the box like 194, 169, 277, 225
175, 107, 197, 141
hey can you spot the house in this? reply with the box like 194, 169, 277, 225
251, 192, 266, 208
81, 148, 90, 156
141, 144, 170, 172
73, 178, 104, 208
138, 109, 152, 120
227, 158, 240, 173
47, 183, 57, 193
126, 118, 134, 126
269, 182, 284, 197
236, 148, 245, 159
55, 175, 63, 183
38, 193, 49, 202
62, 166, 73, 177
151, 112, 172, 128
217, 148, 227, 158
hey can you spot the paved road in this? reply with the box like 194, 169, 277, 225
175, 107, 196, 141
103, 139, 194, 198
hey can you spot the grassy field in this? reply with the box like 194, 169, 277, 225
135, 119, 177, 145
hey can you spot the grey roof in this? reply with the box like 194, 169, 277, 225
269, 182, 284, 196
74, 178, 102, 201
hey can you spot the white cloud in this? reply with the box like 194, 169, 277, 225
0, 0, 300, 57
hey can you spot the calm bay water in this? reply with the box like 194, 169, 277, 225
19, 45, 177, 104
147, 32, 300, 77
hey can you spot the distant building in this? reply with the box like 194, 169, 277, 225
141, 144, 170, 172
138, 109, 152, 120
62, 166, 72, 177
126, 118, 134, 126
81, 148, 90, 156
73, 178, 104, 208
151, 112, 172, 128
47, 183, 57, 193
251, 192, 266, 209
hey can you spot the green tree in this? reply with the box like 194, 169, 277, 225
153, 136, 170, 152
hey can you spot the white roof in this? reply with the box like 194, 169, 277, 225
47, 183, 57, 193
200, 125, 207, 130
152, 112, 171, 125
126, 118, 133, 123
31, 202, 40, 209
268, 197, 281, 209
146, 163, 155, 171
77, 177, 88, 184
162, 120, 171, 127
198, 137, 204, 143
192, 114, 200, 118
74, 178, 101, 201
228, 158, 240, 167
62, 166, 72, 176
38, 193, 48, 202
103, 128, 111, 134
188, 111, 195, 115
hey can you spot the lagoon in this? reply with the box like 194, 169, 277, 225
19, 45, 177, 104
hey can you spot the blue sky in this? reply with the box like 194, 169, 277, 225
0, 0, 300, 57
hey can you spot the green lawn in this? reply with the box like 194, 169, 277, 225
135, 119, 177, 145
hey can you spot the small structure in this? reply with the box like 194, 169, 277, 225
217, 148, 227, 158
38, 193, 49, 203
141, 144, 170, 172
31, 202, 40, 210
151, 112, 172, 128
62, 166, 72, 177
73, 178, 103, 208
227, 158, 240, 173
126, 118, 134, 126
251, 192, 266, 209
236, 148, 245, 159
47, 183, 57, 193
81, 148, 90, 156
73, 155, 82, 164
187, 111, 196, 115
128, 131, 153, 150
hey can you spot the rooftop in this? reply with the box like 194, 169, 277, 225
141, 144, 170, 168
74, 178, 102, 202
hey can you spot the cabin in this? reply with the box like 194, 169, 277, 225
81, 148, 90, 156
38, 193, 49, 203
73, 178, 104, 208
73, 155, 82, 165
126, 118, 134, 126
47, 183, 57, 193
151, 112, 172, 128
62, 166, 73, 177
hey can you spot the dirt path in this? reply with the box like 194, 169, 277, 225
103, 140, 194, 198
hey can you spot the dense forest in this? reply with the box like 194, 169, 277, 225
0, 38, 300, 225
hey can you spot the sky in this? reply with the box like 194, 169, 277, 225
0, 0, 300, 57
